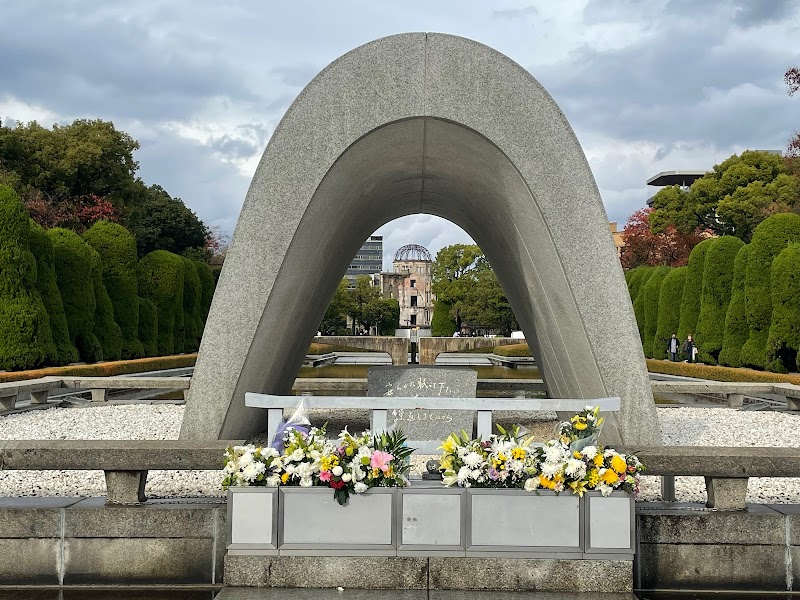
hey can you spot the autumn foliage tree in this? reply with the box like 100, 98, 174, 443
786, 66, 800, 157
619, 208, 704, 270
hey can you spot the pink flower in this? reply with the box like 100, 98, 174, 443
370, 450, 394, 474
319, 470, 331, 482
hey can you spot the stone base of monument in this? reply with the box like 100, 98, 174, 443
225, 483, 634, 591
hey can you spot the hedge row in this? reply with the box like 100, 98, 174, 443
0, 185, 216, 371
645, 359, 800, 385
0, 353, 198, 383
629, 213, 800, 373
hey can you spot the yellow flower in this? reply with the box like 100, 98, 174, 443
593, 454, 604, 467
601, 469, 619, 485
569, 480, 588, 497
345, 447, 354, 456
440, 455, 453, 471
574, 421, 588, 431
539, 475, 555, 489
511, 448, 526, 460
611, 454, 627, 474
439, 435, 458, 454
280, 472, 290, 484
587, 469, 600, 487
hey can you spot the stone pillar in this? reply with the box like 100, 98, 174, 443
104, 470, 148, 504
705, 476, 748, 510
30, 390, 49, 404
91, 388, 109, 402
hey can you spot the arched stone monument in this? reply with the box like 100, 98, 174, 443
181, 33, 659, 445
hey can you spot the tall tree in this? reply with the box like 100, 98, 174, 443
650, 151, 798, 242
320, 278, 354, 335
620, 208, 704, 269
431, 244, 485, 329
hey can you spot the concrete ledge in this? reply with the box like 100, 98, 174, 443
224, 555, 428, 589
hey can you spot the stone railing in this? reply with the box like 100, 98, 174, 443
650, 380, 800, 409
0, 375, 191, 411
617, 445, 800, 510
0, 440, 241, 504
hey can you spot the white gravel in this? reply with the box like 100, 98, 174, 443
2, 404, 800, 503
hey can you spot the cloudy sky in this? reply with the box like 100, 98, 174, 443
1, 0, 797, 269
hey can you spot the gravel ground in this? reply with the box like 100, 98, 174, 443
2, 404, 800, 503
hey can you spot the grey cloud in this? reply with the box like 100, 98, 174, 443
492, 6, 538, 20
270, 64, 320, 88
209, 123, 272, 160
732, 0, 795, 27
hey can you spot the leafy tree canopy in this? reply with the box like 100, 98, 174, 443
650, 150, 798, 242
620, 208, 705, 269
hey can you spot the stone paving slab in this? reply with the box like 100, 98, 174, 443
217, 589, 636, 599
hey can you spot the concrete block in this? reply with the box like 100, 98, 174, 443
0, 538, 60, 585
705, 476, 748, 510
0, 396, 15, 411
638, 543, 786, 591
64, 502, 218, 538
214, 505, 227, 584
224, 555, 428, 589
90, 388, 108, 402
30, 389, 49, 404
429, 557, 632, 592
0, 507, 62, 538
638, 504, 785, 545
63, 537, 213, 584
104, 470, 147, 504
727, 393, 745, 408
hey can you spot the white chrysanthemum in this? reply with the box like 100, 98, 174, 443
357, 445, 372, 459
580, 446, 598, 460
284, 464, 297, 475
457, 446, 469, 458
224, 461, 236, 474
352, 466, 365, 481
457, 465, 472, 484
309, 450, 321, 460
233, 445, 249, 454
341, 473, 352, 483
544, 444, 565, 463
464, 452, 483, 468
299, 477, 313, 487
597, 483, 613, 497
524, 477, 539, 492
261, 447, 279, 458
239, 452, 254, 468
290, 449, 305, 462
332, 465, 344, 476
354, 482, 368, 493
265, 474, 281, 487
541, 461, 560, 477
564, 458, 586, 479
470, 469, 482, 480
507, 460, 524, 474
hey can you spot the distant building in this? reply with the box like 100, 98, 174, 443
374, 244, 435, 328
645, 171, 705, 207
346, 235, 383, 286
609, 222, 624, 257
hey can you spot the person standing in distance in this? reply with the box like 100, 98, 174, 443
681, 334, 695, 363
668, 333, 679, 362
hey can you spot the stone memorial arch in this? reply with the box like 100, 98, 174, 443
181, 33, 659, 444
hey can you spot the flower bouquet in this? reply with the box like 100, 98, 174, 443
221, 444, 283, 489
557, 404, 604, 452
320, 428, 414, 505
439, 407, 645, 498
439, 424, 542, 491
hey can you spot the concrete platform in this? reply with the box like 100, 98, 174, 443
217, 590, 636, 599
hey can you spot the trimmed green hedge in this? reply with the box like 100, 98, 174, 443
29, 221, 78, 365
0, 185, 53, 370
194, 260, 215, 323
48, 228, 103, 363
646, 358, 800, 385
653, 267, 687, 361
138, 250, 184, 355
89, 247, 122, 361
642, 266, 671, 358
0, 353, 197, 383
630, 267, 655, 341
181, 257, 203, 352
719, 244, 751, 367
431, 300, 457, 336
138, 297, 159, 357
765, 244, 800, 373
678, 238, 714, 341
741, 213, 800, 369
492, 343, 532, 357
84, 221, 143, 359
695, 236, 745, 364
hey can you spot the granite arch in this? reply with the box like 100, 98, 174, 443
181, 33, 658, 444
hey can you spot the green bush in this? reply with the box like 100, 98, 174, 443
630, 267, 655, 341
695, 236, 745, 364
678, 238, 715, 341
89, 247, 122, 361
719, 244, 751, 367
138, 250, 184, 355
181, 257, 203, 352
431, 300, 457, 336
492, 343, 532, 357
642, 266, 671, 357
29, 221, 78, 365
626, 266, 653, 303
0, 353, 196, 383
0, 185, 53, 370
646, 358, 800, 384
194, 260, 215, 323
765, 244, 800, 373
48, 228, 103, 363
653, 267, 688, 361
137, 297, 159, 357
84, 221, 144, 359
741, 213, 800, 369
